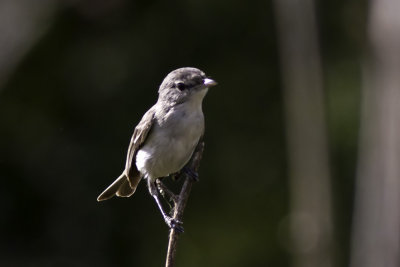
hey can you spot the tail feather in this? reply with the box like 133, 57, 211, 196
97, 173, 141, 201
116, 179, 135, 197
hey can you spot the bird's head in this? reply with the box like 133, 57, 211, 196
158, 67, 217, 105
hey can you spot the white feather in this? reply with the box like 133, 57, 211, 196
135, 89, 206, 181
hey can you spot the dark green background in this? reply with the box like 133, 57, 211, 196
0, 0, 365, 266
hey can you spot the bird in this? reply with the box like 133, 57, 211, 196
97, 67, 216, 232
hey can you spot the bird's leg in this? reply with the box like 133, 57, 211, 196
156, 180, 173, 210
148, 178, 184, 233
182, 165, 199, 181
170, 166, 199, 182
156, 179, 179, 205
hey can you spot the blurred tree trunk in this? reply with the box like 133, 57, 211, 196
350, 1, 400, 267
273, 1, 334, 267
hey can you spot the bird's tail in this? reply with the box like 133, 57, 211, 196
97, 173, 142, 201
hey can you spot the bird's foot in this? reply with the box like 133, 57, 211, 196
165, 216, 184, 233
183, 166, 199, 182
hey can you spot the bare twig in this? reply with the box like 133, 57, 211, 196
165, 141, 205, 267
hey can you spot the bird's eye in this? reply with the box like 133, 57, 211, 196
176, 82, 186, 91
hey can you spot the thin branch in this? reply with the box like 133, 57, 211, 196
165, 141, 205, 267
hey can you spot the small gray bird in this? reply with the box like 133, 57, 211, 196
97, 67, 216, 231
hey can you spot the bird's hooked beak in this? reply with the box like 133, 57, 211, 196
203, 78, 217, 87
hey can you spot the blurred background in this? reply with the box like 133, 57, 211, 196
1, 0, 399, 266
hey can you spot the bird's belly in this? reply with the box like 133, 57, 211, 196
136, 137, 198, 180
135, 117, 202, 181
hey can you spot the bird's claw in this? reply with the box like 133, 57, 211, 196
183, 167, 199, 182
166, 217, 184, 233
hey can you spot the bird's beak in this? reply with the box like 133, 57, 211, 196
203, 78, 217, 87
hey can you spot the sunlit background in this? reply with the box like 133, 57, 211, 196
1, 0, 399, 267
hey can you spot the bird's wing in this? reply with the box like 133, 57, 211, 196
125, 106, 156, 186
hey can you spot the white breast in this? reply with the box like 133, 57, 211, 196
135, 102, 204, 181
